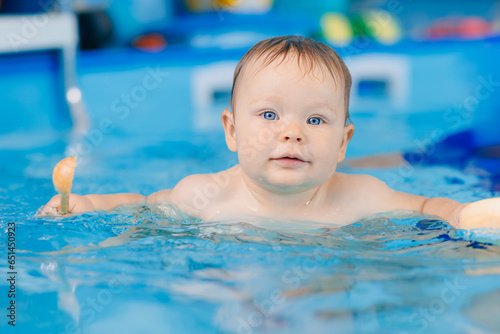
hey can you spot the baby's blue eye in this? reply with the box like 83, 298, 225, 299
307, 117, 323, 125
262, 111, 277, 120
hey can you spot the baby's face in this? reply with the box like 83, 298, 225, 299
223, 55, 354, 192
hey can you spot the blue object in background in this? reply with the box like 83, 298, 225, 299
273, 0, 348, 16
469, 37, 500, 148
0, 0, 55, 13
161, 12, 319, 49
0, 51, 72, 134
400, 37, 500, 176
75, 46, 244, 143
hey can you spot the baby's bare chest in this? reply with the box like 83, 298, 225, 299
201, 195, 362, 226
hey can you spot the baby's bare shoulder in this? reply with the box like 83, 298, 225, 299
329, 173, 395, 213
147, 174, 212, 205
171, 173, 216, 199
332, 172, 391, 192
174, 168, 237, 195
170, 168, 239, 216
330, 172, 426, 218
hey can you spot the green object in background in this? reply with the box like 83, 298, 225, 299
363, 10, 402, 45
351, 13, 374, 38
352, 10, 402, 45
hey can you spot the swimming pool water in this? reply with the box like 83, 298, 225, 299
1, 120, 500, 334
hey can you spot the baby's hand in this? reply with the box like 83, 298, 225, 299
36, 194, 96, 216
459, 198, 500, 229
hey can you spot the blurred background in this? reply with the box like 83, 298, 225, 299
1, 0, 500, 181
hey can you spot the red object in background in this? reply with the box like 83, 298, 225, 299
458, 17, 491, 39
427, 16, 492, 41
427, 18, 460, 40
132, 33, 167, 52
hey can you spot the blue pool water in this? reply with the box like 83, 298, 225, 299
1, 115, 500, 334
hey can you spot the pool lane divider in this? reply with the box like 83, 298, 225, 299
52, 156, 77, 214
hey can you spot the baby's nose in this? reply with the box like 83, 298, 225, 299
284, 134, 302, 142
281, 123, 304, 143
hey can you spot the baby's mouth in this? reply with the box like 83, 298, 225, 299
271, 156, 308, 167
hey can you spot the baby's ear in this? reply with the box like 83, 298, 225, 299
221, 109, 237, 152
337, 123, 355, 162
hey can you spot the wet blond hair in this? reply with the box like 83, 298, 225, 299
230, 35, 352, 124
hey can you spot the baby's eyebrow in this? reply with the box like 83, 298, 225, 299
306, 102, 337, 114
247, 97, 337, 112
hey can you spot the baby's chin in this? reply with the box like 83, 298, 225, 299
241, 166, 325, 192
256, 176, 320, 193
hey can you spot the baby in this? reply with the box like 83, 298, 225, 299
40, 35, 500, 229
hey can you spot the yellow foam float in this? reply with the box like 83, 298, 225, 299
52, 156, 77, 214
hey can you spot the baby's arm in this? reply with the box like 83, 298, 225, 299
84, 193, 146, 210
420, 197, 467, 228
146, 190, 172, 205
39, 193, 146, 215
360, 174, 500, 229
352, 174, 464, 228
386, 192, 464, 229
408, 196, 500, 229
39, 172, 208, 217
